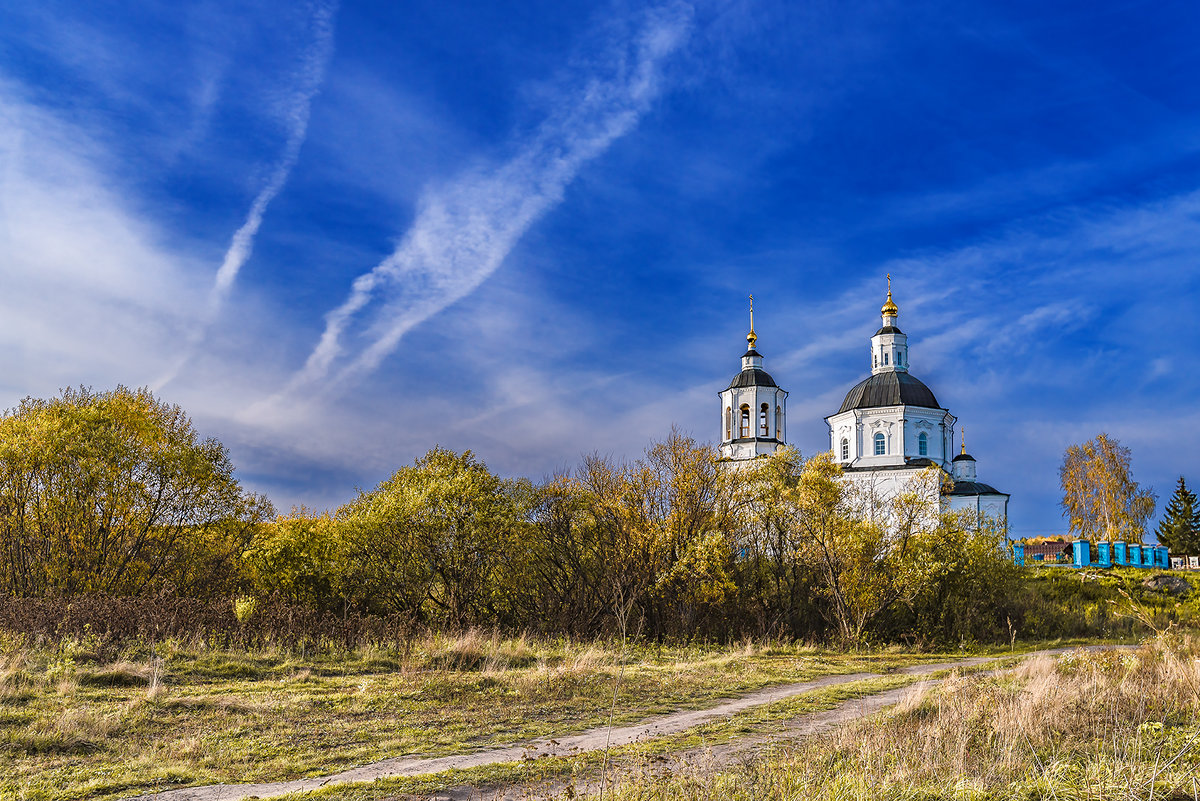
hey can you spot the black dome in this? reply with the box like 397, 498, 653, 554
728, 368, 777, 389
952, 452, 976, 462
838, 371, 940, 413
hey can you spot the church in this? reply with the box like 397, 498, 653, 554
718, 283, 1009, 524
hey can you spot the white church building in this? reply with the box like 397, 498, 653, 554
718, 284, 1009, 524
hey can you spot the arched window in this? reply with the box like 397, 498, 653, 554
725, 407, 732, 440
874, 432, 886, 455
841, 438, 849, 460
759, 403, 769, 436
775, 406, 782, 439
918, 431, 928, 456
739, 404, 750, 438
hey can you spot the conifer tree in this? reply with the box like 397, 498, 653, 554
1156, 476, 1200, 556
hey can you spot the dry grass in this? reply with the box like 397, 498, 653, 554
829, 644, 1198, 794
599, 637, 1200, 800
78, 660, 155, 687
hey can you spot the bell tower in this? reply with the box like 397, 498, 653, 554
719, 296, 788, 462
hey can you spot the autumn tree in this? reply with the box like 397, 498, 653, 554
731, 446, 823, 638
789, 451, 860, 641
817, 462, 946, 643
574, 429, 738, 638
634, 429, 740, 633
518, 474, 612, 635
243, 508, 349, 611
901, 511, 1022, 644
337, 447, 533, 625
1156, 477, 1200, 556
0, 386, 272, 597
1059, 434, 1156, 543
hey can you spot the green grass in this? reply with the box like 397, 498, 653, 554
0, 631, 999, 801
1018, 566, 1200, 640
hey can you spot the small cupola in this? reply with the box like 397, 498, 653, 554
951, 429, 977, 481
870, 274, 909, 374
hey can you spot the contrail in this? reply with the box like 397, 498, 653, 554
273, 3, 693, 403
155, 1, 337, 390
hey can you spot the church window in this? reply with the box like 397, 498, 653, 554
760, 403, 769, 436
918, 432, 928, 456
739, 405, 750, 438
841, 438, 849, 460
874, 432, 886, 455
883, 352, 889, 365
775, 406, 782, 438
725, 407, 732, 440
874, 355, 878, 368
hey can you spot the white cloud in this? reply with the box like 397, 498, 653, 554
0, 87, 207, 395
0, 80, 302, 486
155, 0, 339, 389
258, 3, 695, 413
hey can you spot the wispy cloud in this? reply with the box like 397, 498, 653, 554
0, 85, 206, 394
155, 1, 338, 390
266, 3, 694, 407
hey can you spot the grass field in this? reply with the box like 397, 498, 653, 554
594, 636, 1200, 801
0, 629, 1023, 801
268, 637, 1200, 801
3, 565, 1194, 801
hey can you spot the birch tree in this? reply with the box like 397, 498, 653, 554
1059, 433, 1156, 543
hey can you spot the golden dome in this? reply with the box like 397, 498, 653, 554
881, 274, 899, 316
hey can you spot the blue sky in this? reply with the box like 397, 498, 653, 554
1, 0, 1198, 537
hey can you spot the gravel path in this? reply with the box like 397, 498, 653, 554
123, 650, 1081, 801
